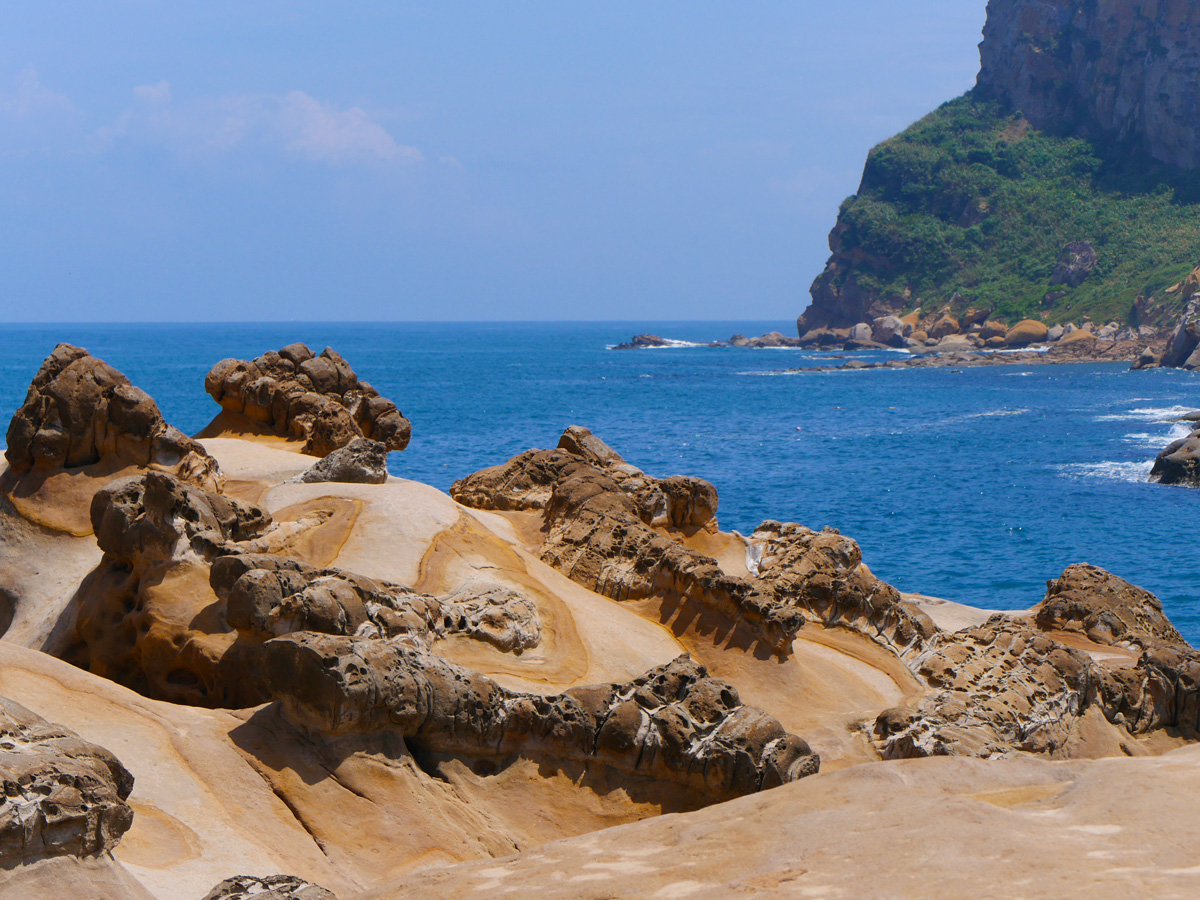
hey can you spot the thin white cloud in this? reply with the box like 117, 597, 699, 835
133, 80, 171, 104
0, 67, 75, 118
0, 67, 82, 156
94, 85, 422, 167
276, 90, 421, 164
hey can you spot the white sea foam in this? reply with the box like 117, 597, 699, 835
1057, 461, 1154, 483
1123, 423, 1193, 450
964, 408, 1030, 419
605, 338, 707, 350
987, 345, 1051, 355
647, 339, 707, 348
1095, 405, 1197, 423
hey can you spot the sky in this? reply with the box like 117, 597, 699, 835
0, 2, 988, 323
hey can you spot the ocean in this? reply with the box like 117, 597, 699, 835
2, 321, 1197, 642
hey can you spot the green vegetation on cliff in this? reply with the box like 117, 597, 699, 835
833, 94, 1200, 325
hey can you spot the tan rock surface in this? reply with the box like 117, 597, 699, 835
359, 745, 1200, 900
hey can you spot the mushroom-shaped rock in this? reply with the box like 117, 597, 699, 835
203, 344, 411, 457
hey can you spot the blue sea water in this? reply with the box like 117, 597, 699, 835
2, 321, 1198, 643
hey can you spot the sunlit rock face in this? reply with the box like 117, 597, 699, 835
976, 0, 1200, 170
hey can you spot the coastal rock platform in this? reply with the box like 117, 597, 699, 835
0, 343, 1199, 899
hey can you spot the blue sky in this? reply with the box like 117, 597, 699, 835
0, 2, 987, 322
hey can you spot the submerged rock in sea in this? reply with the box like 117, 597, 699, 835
3, 343, 220, 489
203, 343, 411, 457
0, 697, 134, 863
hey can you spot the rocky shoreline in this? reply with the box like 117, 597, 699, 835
1, 340, 1200, 898
614, 304, 1170, 369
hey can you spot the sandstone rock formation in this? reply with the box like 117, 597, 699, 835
0, 697, 133, 863
64, 460, 814, 808
204, 344, 411, 457
287, 438, 389, 485
876, 564, 1200, 759
267, 643, 817, 801
451, 427, 923, 656
3, 344, 219, 489
202, 875, 337, 900
976, 0, 1200, 170
1004, 320, 1049, 347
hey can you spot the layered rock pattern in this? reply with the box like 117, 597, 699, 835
0, 697, 134, 863
74, 471, 276, 706
214, 554, 540, 654
976, 0, 1200, 170
452, 427, 932, 656
75, 472, 540, 704
3, 343, 219, 488
266, 642, 818, 800
205, 343, 411, 457
69, 466, 812, 803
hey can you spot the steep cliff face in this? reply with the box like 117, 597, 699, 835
977, 0, 1200, 170
799, 0, 1200, 335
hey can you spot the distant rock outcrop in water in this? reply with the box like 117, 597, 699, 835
203, 343, 412, 457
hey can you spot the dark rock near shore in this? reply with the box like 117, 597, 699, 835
1150, 430, 1200, 487
204, 344, 411, 457
1161, 296, 1200, 369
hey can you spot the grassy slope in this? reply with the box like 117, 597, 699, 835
835, 93, 1200, 325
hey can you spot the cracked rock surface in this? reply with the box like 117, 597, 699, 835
0, 696, 134, 863
201, 875, 337, 900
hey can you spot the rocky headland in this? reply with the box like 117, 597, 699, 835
1, 341, 1200, 898
796, 0, 1200, 346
